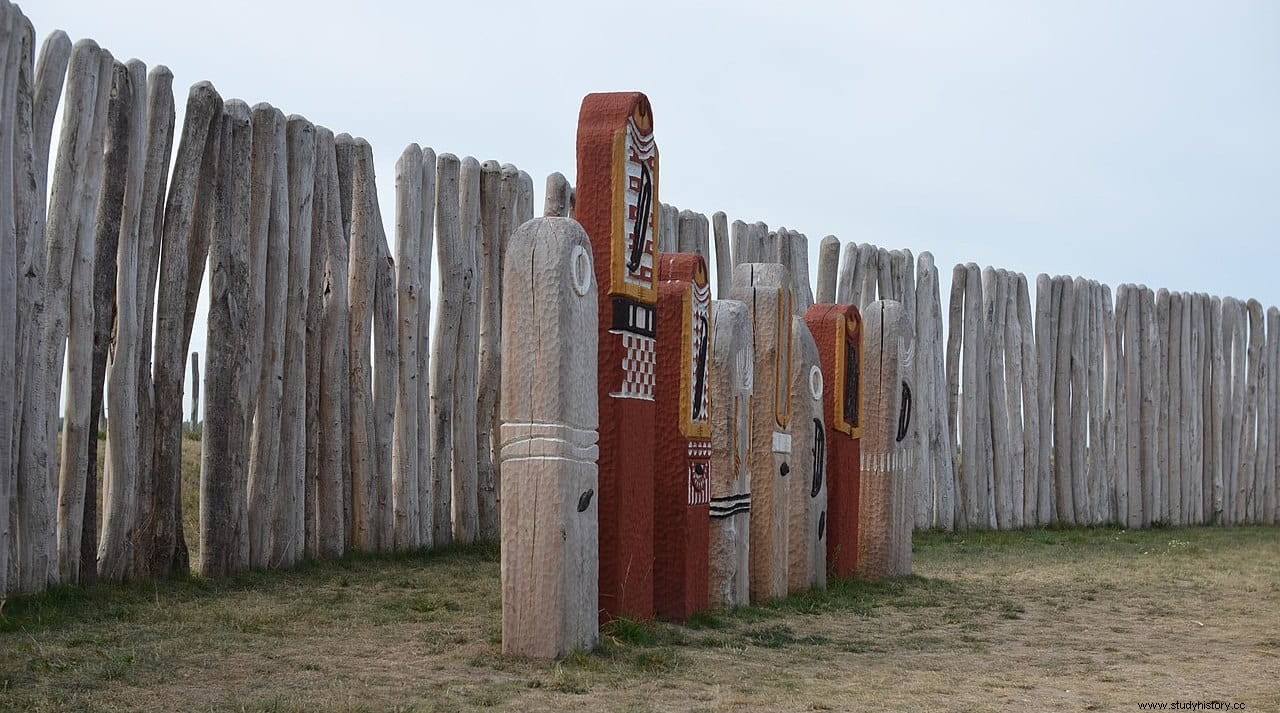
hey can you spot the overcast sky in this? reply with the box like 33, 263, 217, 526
27, 0, 1280, 417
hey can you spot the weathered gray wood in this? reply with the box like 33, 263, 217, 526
476, 160, 505, 542
262, 109, 292, 556
984, 268, 1012, 529
959, 263, 982, 529
1053, 276, 1076, 525
709, 299, 752, 607
1166, 290, 1184, 525
499, 217, 599, 659
1188, 293, 1205, 524
81, 59, 130, 585
1016, 274, 1039, 526
130, 64, 175, 578
712, 212, 732, 299
431, 153, 463, 546
836, 242, 858, 305
416, 149, 438, 547
732, 263, 792, 602
857, 300, 914, 577
1067, 278, 1090, 524
55, 45, 112, 587
1123, 285, 1143, 527
0, 6, 28, 595
1002, 271, 1024, 529
815, 235, 839, 305
1241, 299, 1263, 523
1115, 285, 1132, 526
793, 232, 814, 314
1157, 288, 1172, 522
392, 144, 422, 551
677, 209, 698, 254
346, 138, 380, 551
1265, 306, 1279, 524
1087, 282, 1107, 524
199, 100, 253, 578
787, 317, 825, 591
976, 267, 995, 527
731, 219, 749, 268
149, 80, 222, 578
917, 253, 953, 530
302, 124, 327, 560
1101, 285, 1118, 523
1034, 274, 1055, 524
372, 203, 397, 553
275, 115, 314, 567
450, 157, 482, 544
315, 127, 349, 558
876, 248, 892, 304
1138, 286, 1159, 527
245, 105, 282, 569
945, 264, 966, 527
542, 171, 571, 218
98, 59, 147, 583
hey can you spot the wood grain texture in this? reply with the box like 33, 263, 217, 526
500, 217, 598, 659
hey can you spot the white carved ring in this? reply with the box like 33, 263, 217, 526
808, 365, 823, 401
570, 244, 592, 296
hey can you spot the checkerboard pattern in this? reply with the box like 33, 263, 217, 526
615, 332, 656, 400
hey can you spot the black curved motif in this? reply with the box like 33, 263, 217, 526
626, 163, 652, 273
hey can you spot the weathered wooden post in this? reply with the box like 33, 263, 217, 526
1001, 271, 1024, 529
476, 160, 506, 542
805, 303, 862, 575
836, 242, 858, 305
55, 44, 112, 586
857, 300, 913, 577
653, 253, 712, 620
543, 171, 573, 218
393, 144, 423, 550
98, 59, 147, 583
451, 157, 482, 544
960, 263, 984, 528
712, 212, 731, 299
731, 263, 792, 602
2, 7, 34, 592
917, 253, 953, 531
316, 127, 350, 558
788, 317, 826, 591
200, 100, 252, 577
576, 92, 659, 621
9, 21, 72, 596
945, 265, 965, 528
500, 217, 598, 659
246, 105, 285, 568
430, 153, 462, 546
148, 80, 222, 578
416, 149, 437, 546
1052, 276, 1076, 525
373, 204, 397, 552
1015, 274, 1038, 526
983, 268, 1011, 529
815, 235, 840, 306
1034, 274, 1055, 524
276, 115, 314, 567
709, 299, 752, 608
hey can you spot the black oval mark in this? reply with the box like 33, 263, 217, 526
818, 511, 826, 540
577, 489, 594, 512
811, 419, 825, 498
896, 381, 912, 443
779, 462, 790, 477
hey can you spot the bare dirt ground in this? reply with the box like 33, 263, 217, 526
2, 466, 1277, 712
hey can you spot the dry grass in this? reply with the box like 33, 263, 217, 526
2, 484, 1276, 711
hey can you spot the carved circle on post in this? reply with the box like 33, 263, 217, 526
571, 244, 592, 296
809, 365, 823, 402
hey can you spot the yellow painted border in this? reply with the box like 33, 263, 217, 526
607, 118, 659, 304
680, 265, 711, 438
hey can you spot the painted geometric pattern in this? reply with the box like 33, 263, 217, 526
687, 439, 712, 506
622, 117, 657, 290
689, 281, 711, 424
614, 332, 656, 400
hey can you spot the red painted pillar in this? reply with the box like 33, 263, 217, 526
576, 93, 659, 623
654, 254, 711, 621
804, 303, 862, 579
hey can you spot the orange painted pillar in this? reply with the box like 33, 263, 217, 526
804, 303, 862, 578
653, 254, 711, 621
576, 93, 660, 623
